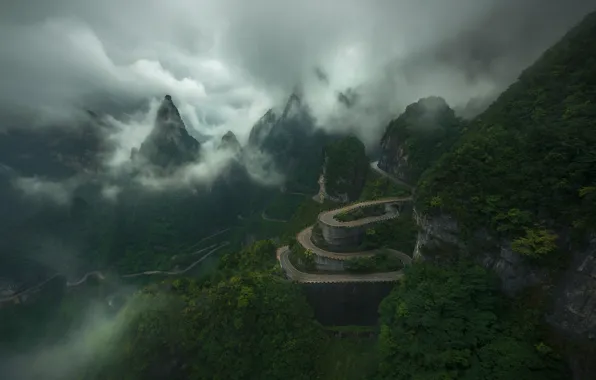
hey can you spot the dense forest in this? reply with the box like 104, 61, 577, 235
417, 11, 596, 255
378, 96, 465, 184
324, 136, 369, 201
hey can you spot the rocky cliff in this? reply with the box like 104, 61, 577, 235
409, 11, 596, 379
137, 95, 200, 170
218, 131, 241, 154
322, 136, 369, 202
247, 92, 330, 192
413, 210, 548, 296
378, 96, 463, 184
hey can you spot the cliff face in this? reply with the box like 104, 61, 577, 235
137, 95, 200, 170
549, 235, 596, 340
247, 92, 330, 192
378, 97, 463, 184
409, 13, 596, 379
413, 209, 596, 380
323, 136, 369, 202
218, 131, 241, 154
413, 210, 548, 296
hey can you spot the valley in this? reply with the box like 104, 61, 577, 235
1, 4, 596, 380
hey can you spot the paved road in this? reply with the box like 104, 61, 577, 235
66, 271, 105, 287
276, 195, 414, 283
370, 161, 414, 190
261, 211, 288, 223
121, 242, 229, 278
277, 246, 406, 283
1, 242, 230, 305
297, 226, 412, 262
318, 197, 411, 227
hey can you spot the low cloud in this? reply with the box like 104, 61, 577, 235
11, 176, 81, 205
0, 294, 146, 380
1, 0, 594, 186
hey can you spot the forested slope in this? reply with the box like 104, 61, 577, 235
417, 11, 596, 249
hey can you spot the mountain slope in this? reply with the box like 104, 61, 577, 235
378, 96, 464, 184
137, 95, 200, 169
417, 10, 596, 238
248, 92, 330, 192
412, 12, 596, 378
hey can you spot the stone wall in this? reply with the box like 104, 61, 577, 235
319, 222, 366, 251
314, 255, 346, 271
302, 282, 394, 325
414, 209, 596, 379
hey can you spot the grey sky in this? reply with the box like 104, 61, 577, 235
0, 0, 593, 153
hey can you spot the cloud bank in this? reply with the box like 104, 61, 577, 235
0, 0, 593, 185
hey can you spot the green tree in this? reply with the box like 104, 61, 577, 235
98, 274, 324, 380
377, 262, 499, 379
325, 136, 370, 201
511, 228, 558, 259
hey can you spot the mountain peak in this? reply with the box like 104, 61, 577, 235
137, 95, 200, 169
219, 131, 241, 153
281, 91, 303, 120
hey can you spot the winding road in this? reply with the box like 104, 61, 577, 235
261, 211, 288, 223
277, 246, 407, 283
1, 242, 229, 306
277, 197, 413, 283
318, 196, 411, 228
66, 271, 105, 287
370, 161, 414, 190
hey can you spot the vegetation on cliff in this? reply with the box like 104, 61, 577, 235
325, 136, 370, 201
378, 262, 569, 379
94, 274, 324, 380
359, 170, 411, 201
417, 11, 596, 252
378, 96, 465, 184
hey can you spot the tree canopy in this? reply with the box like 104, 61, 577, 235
377, 262, 569, 380
417, 11, 596, 247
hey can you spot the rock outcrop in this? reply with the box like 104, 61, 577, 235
247, 91, 330, 192
218, 131, 242, 154
137, 95, 200, 169
322, 136, 368, 202
378, 96, 462, 184
549, 236, 596, 340
414, 210, 548, 296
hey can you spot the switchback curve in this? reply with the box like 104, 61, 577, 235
318, 196, 411, 228
277, 197, 413, 283
277, 246, 405, 283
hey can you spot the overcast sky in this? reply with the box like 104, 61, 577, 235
1, 0, 593, 140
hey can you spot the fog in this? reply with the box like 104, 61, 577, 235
1, 0, 592, 145
0, 294, 147, 380
1, 1, 594, 377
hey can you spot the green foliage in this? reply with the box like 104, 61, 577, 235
359, 170, 411, 201
280, 198, 336, 243
511, 228, 558, 259
345, 251, 403, 273
377, 261, 569, 380
264, 193, 307, 220
462, 337, 565, 380
316, 336, 378, 380
289, 244, 316, 271
325, 136, 370, 201
100, 274, 324, 380
380, 96, 465, 183
219, 239, 278, 273
335, 205, 386, 222
417, 12, 596, 245
377, 262, 499, 379
361, 210, 418, 254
